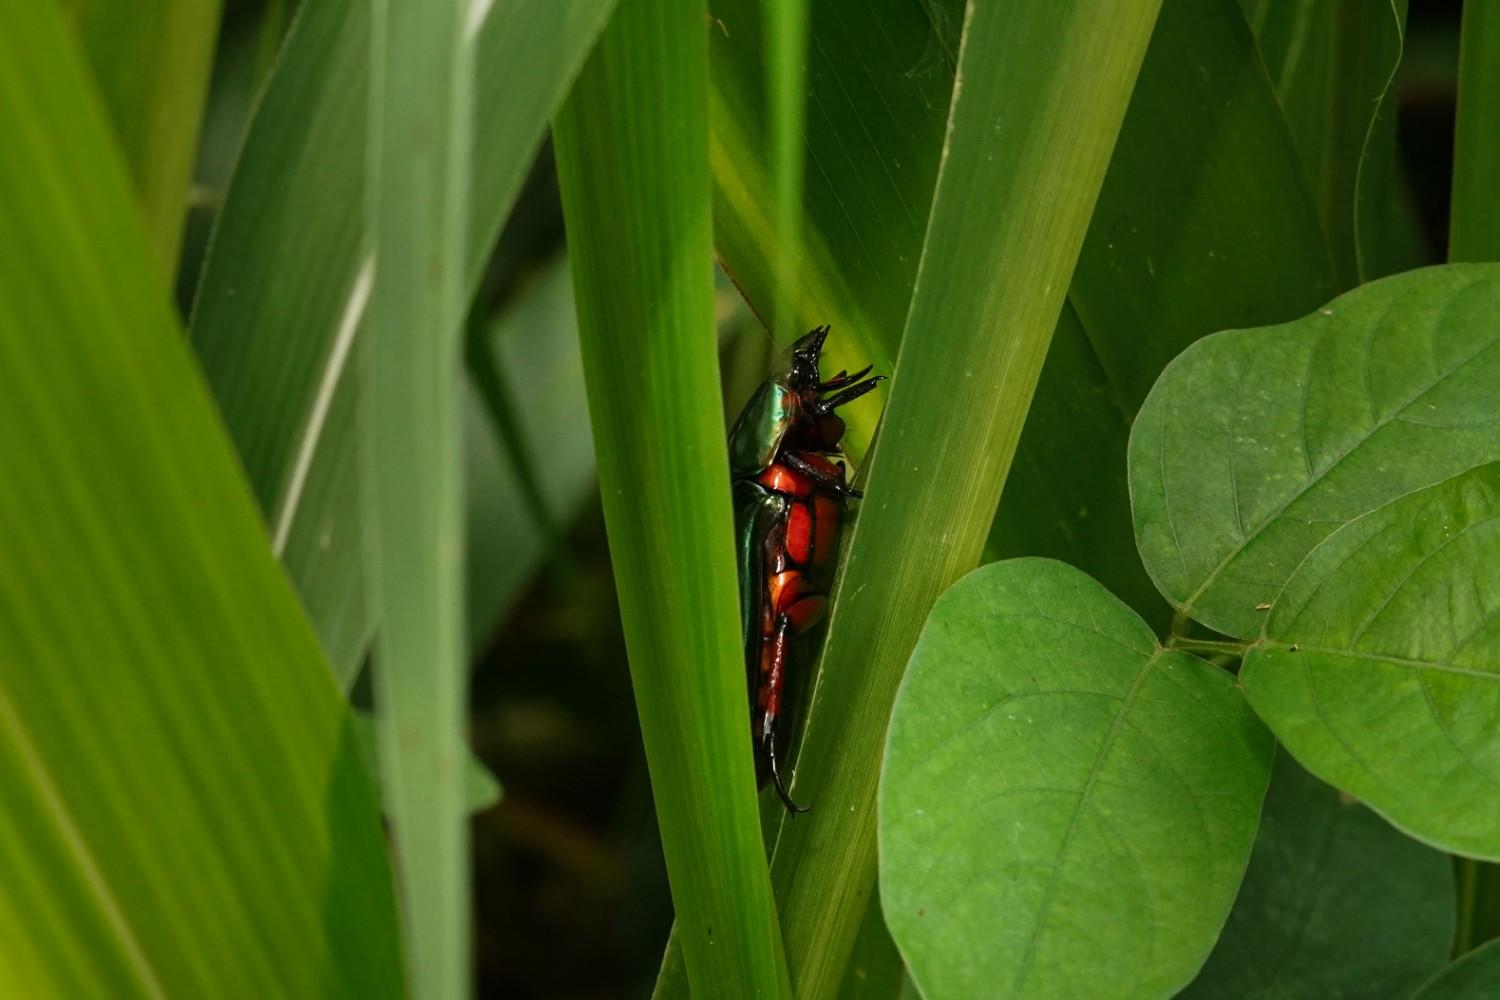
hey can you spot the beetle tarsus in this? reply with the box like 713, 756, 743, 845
767, 734, 810, 815
818, 364, 873, 391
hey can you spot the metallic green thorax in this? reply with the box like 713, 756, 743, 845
727, 379, 797, 478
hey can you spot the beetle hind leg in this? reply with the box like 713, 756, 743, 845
767, 727, 810, 815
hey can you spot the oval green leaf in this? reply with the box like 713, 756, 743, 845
1412, 939, 1500, 1000
1131, 264, 1500, 639
880, 559, 1272, 999
1181, 754, 1453, 999
1243, 462, 1500, 859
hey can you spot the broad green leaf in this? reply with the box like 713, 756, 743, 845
1182, 753, 1454, 999
880, 559, 1272, 999
189, 0, 616, 685
1412, 939, 1500, 1000
1247, 0, 1409, 286
1131, 264, 1500, 640
1242, 463, 1500, 859
1452, 3, 1500, 262
365, 0, 474, 993
0, 4, 401, 994
553, 0, 792, 995
762, 4, 1164, 994
63, 0, 222, 271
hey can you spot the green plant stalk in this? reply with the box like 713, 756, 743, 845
364, 0, 472, 994
764, 0, 809, 341
553, 1, 791, 996
1451, 0, 1500, 263
760, 2, 1164, 994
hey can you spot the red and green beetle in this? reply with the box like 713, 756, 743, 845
728, 325, 883, 812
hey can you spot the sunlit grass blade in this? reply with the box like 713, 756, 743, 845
1450, 0, 1500, 262
0, 3, 401, 994
64, 0, 222, 272
761, 2, 1163, 994
553, 1, 791, 994
189, 0, 616, 686
364, 0, 472, 994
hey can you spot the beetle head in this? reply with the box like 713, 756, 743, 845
784, 325, 828, 394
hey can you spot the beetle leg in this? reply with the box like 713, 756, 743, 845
784, 451, 863, 499
761, 612, 810, 814
815, 374, 886, 415
817, 364, 873, 391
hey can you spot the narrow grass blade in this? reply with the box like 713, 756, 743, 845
464, 255, 595, 648
364, 0, 472, 994
64, 0, 222, 272
764, 3, 1163, 994
0, 4, 401, 994
189, 0, 615, 684
1451, 0, 1500, 262
553, 1, 791, 995
1250, 0, 1409, 286
763, 0, 809, 341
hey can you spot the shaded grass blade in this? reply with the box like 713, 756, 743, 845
553, 1, 791, 995
1450, 0, 1500, 263
64, 0, 222, 272
762, 0, 809, 341
0, 3, 401, 993
763, 2, 1163, 994
189, 0, 616, 685
364, 0, 472, 994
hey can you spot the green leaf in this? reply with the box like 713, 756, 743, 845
1130, 264, 1500, 640
1452, 1, 1500, 263
1412, 939, 1500, 1000
1242, 463, 1500, 860
189, 0, 616, 685
880, 559, 1272, 999
63, 0, 222, 271
553, 1, 792, 995
364, 0, 474, 993
761, 4, 1164, 993
1182, 753, 1454, 999
0, 3, 401, 994
1247, 0, 1409, 286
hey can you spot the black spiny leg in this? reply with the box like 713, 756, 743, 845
784, 451, 863, 499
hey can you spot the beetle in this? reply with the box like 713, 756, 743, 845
728, 325, 883, 812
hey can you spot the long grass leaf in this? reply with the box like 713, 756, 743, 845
0, 3, 401, 993
553, 1, 792, 995
764, 2, 1163, 993
189, 0, 615, 685
1450, 0, 1500, 263
64, 0, 222, 271
364, 0, 472, 993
